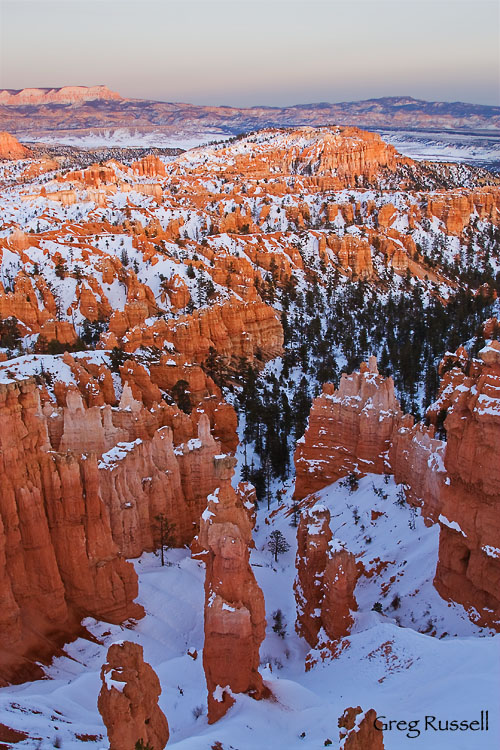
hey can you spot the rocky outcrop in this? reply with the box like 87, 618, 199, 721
131, 154, 166, 178
0, 378, 142, 686
203, 127, 402, 188
0, 355, 241, 683
429, 341, 500, 626
326, 235, 374, 279
321, 545, 358, 641
0, 131, 32, 160
339, 707, 384, 749
390, 341, 500, 626
99, 414, 223, 554
295, 343, 500, 629
201, 456, 269, 723
294, 356, 402, 500
98, 641, 169, 750
426, 187, 500, 235
294, 505, 332, 646
295, 506, 357, 647
103, 300, 284, 362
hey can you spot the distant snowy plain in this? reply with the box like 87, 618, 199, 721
19, 127, 500, 171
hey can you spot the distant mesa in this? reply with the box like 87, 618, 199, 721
0, 85, 123, 106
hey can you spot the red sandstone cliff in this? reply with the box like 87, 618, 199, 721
0, 367, 240, 684
294, 356, 402, 500
0, 378, 142, 686
99, 414, 223, 553
389, 340, 500, 626
98, 641, 169, 750
0, 131, 32, 160
296, 344, 500, 629
103, 299, 284, 362
428, 341, 500, 625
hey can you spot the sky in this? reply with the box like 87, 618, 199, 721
0, 0, 498, 107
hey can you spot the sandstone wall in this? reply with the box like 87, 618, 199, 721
0, 378, 141, 686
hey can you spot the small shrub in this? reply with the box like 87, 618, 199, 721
372, 602, 383, 613
395, 486, 406, 507
272, 609, 287, 639
192, 705, 204, 720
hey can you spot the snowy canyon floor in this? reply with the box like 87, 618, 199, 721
0, 474, 497, 750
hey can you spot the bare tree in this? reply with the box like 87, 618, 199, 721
154, 514, 176, 566
267, 530, 290, 562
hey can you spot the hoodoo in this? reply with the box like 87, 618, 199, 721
392, 340, 500, 627
296, 343, 500, 629
200, 456, 269, 723
98, 641, 169, 750
0, 378, 142, 686
0, 88, 498, 745
339, 707, 385, 749
295, 505, 357, 647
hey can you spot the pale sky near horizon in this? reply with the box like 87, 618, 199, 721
0, 0, 498, 107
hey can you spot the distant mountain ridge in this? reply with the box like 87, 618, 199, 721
1, 87, 498, 147
0, 85, 122, 105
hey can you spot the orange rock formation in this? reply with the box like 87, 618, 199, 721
0, 378, 142, 686
295, 505, 357, 647
0, 131, 32, 160
98, 641, 169, 750
201, 456, 269, 723
296, 343, 500, 628
339, 707, 385, 749
294, 356, 402, 500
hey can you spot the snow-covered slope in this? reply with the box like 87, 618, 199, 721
1, 475, 497, 749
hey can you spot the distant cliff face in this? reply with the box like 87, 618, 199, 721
0, 90, 498, 142
0, 86, 122, 106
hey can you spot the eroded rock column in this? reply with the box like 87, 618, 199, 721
294, 505, 358, 648
201, 456, 269, 723
98, 641, 169, 750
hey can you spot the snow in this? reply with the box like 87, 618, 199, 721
482, 545, 500, 559
1, 124, 499, 749
98, 439, 142, 470
439, 513, 466, 537
103, 670, 125, 693
378, 129, 500, 170
0, 475, 497, 749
